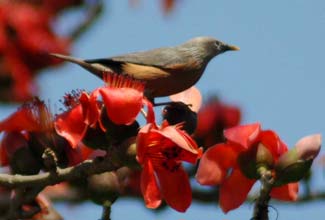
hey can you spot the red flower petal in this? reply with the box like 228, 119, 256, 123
259, 130, 288, 161
179, 129, 203, 162
278, 139, 289, 155
0, 108, 39, 132
55, 104, 87, 148
136, 123, 155, 163
224, 123, 261, 149
99, 87, 143, 125
141, 160, 162, 209
0, 144, 8, 166
158, 126, 201, 162
196, 143, 238, 185
195, 100, 220, 136
195, 98, 241, 136
156, 165, 192, 212
79, 90, 100, 127
143, 98, 155, 124
223, 105, 241, 128
219, 169, 255, 213
270, 182, 299, 201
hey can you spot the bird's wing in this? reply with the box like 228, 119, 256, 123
85, 47, 195, 70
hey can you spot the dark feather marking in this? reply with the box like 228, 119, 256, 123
85, 58, 124, 73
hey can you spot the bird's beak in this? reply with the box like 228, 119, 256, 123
223, 44, 240, 51
225, 44, 240, 50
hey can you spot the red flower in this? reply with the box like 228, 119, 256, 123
55, 90, 101, 148
137, 119, 202, 212
55, 73, 145, 149
0, 98, 53, 168
0, 1, 70, 102
196, 123, 299, 213
0, 98, 87, 170
0, 98, 53, 132
99, 73, 145, 125
195, 97, 241, 147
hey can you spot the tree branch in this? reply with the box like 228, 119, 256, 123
0, 156, 118, 189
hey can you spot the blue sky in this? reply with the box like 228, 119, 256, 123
1, 0, 325, 219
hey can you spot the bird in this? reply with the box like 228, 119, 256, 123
50, 36, 239, 100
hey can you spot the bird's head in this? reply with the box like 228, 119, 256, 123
183, 36, 240, 63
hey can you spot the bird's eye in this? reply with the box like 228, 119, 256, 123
214, 41, 222, 49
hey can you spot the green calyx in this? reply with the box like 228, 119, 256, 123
237, 143, 273, 179
274, 147, 313, 186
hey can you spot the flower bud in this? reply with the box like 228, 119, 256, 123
256, 143, 274, 168
295, 134, 321, 160
274, 134, 321, 186
87, 171, 120, 204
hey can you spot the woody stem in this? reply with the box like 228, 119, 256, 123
0, 156, 117, 188
252, 167, 274, 220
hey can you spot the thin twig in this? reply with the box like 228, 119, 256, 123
251, 168, 274, 220
70, 0, 104, 40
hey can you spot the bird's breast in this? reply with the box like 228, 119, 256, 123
121, 61, 204, 98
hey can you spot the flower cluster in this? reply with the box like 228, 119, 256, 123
194, 96, 241, 148
55, 72, 146, 149
0, 70, 322, 218
0, 72, 148, 171
0, 0, 86, 102
0, 98, 90, 174
196, 123, 321, 213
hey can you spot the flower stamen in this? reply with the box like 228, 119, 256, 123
103, 72, 145, 91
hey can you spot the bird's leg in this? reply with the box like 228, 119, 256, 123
154, 101, 193, 108
153, 101, 174, 107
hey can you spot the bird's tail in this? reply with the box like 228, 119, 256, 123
49, 53, 105, 79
